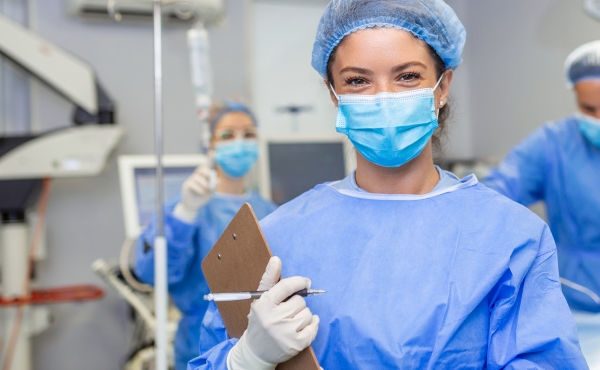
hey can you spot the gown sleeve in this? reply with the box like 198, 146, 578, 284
487, 226, 588, 369
482, 126, 549, 206
188, 302, 237, 370
134, 203, 199, 285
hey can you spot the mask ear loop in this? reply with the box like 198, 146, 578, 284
329, 84, 340, 101
433, 73, 444, 92
434, 73, 445, 118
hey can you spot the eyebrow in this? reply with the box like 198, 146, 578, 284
339, 61, 428, 75
391, 61, 428, 73
339, 66, 373, 75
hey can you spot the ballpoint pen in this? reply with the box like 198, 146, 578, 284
204, 288, 326, 302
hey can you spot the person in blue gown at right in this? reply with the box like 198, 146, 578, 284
483, 41, 600, 313
190, 1, 587, 369
135, 100, 276, 370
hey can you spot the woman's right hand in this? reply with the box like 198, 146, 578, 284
173, 164, 213, 223
227, 258, 320, 370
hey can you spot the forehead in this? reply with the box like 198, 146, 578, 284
214, 111, 254, 130
334, 27, 432, 68
575, 80, 600, 104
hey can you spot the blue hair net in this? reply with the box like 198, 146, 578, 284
210, 100, 257, 133
311, 0, 467, 78
565, 40, 600, 88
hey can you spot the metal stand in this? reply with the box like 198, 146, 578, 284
1, 221, 31, 370
152, 2, 168, 370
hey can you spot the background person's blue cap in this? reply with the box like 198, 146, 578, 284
565, 40, 600, 89
209, 100, 257, 134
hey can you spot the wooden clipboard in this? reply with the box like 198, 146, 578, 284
202, 203, 320, 370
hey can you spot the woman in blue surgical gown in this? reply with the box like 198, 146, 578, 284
189, 1, 587, 369
135, 100, 276, 370
484, 41, 600, 315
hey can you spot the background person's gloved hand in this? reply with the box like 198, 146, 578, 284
227, 258, 320, 370
173, 164, 213, 223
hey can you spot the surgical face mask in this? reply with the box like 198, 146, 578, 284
214, 139, 259, 178
576, 112, 600, 148
331, 76, 443, 168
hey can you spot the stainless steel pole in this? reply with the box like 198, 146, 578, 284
153, 1, 168, 369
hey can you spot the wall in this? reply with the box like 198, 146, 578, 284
250, 1, 337, 137
7, 0, 251, 369
464, 0, 600, 160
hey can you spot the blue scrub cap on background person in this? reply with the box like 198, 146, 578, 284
311, 0, 467, 78
209, 100, 257, 133
565, 40, 600, 89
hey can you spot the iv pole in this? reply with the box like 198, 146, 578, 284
152, 1, 168, 369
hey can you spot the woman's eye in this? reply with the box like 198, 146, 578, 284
244, 132, 256, 139
346, 77, 368, 86
399, 73, 420, 82
219, 132, 234, 140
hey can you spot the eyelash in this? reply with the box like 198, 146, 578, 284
345, 76, 367, 85
398, 72, 421, 81
344, 72, 422, 86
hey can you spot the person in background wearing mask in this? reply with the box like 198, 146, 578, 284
189, 1, 586, 369
484, 41, 600, 313
135, 100, 277, 370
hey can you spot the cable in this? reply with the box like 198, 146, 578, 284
92, 259, 156, 331
120, 239, 153, 293
561, 277, 600, 305
2, 177, 51, 370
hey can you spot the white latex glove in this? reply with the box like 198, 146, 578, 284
173, 164, 213, 223
258, 256, 282, 291
227, 260, 319, 370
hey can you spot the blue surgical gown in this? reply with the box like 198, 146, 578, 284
135, 192, 276, 370
189, 174, 587, 369
483, 116, 600, 312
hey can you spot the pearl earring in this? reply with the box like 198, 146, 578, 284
440, 101, 444, 107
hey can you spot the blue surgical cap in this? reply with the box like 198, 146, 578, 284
311, 0, 467, 78
210, 100, 257, 133
565, 40, 600, 89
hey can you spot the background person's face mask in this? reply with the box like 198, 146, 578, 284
332, 75, 443, 168
214, 139, 259, 178
576, 112, 600, 148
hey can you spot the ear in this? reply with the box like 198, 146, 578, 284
325, 78, 339, 108
437, 70, 453, 108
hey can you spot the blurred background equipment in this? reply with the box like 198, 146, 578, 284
276, 105, 313, 132
68, 0, 224, 25
584, 0, 600, 21
258, 136, 353, 206
118, 154, 206, 240
187, 23, 213, 153
0, 10, 121, 370
113, 154, 206, 369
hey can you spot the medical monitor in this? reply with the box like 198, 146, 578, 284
259, 136, 354, 206
118, 154, 207, 239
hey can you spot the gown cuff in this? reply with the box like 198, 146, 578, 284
164, 208, 197, 245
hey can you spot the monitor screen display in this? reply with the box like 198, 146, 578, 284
134, 166, 196, 228
268, 142, 346, 205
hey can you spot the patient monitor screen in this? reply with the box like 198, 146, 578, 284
134, 166, 196, 228
268, 142, 346, 205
